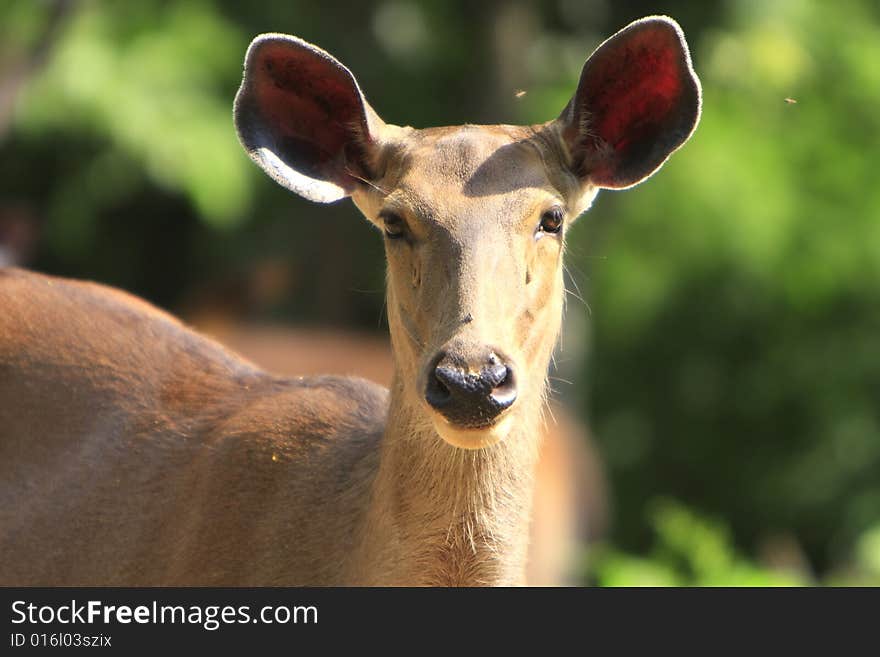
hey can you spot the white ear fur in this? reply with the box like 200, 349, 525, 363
234, 33, 384, 203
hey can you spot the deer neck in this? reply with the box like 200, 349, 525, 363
353, 377, 542, 586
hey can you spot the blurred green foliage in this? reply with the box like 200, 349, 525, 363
572, 0, 880, 575
18, 2, 250, 223
1, 0, 878, 584
589, 499, 880, 586
589, 499, 806, 586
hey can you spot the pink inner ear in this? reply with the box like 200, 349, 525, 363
593, 42, 681, 153
570, 21, 695, 187
252, 42, 363, 176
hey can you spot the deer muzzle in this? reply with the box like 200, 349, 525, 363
424, 348, 518, 434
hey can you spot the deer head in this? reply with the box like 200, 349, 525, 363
234, 16, 701, 450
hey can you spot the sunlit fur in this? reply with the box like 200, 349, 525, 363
341, 123, 601, 583
1, 16, 698, 586
354, 124, 597, 445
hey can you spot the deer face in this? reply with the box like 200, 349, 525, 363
234, 17, 701, 449
350, 125, 589, 448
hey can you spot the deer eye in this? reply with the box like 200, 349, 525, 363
538, 206, 564, 235
381, 211, 406, 239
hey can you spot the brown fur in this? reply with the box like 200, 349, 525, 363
0, 269, 386, 584
0, 17, 699, 586
0, 124, 586, 586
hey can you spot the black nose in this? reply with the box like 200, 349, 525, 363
425, 352, 517, 428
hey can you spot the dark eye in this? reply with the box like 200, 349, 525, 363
381, 212, 406, 239
539, 206, 564, 234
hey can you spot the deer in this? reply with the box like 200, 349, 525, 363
0, 16, 700, 586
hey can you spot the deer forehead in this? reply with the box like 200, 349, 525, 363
379, 125, 564, 229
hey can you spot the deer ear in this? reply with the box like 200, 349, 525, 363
234, 34, 386, 203
556, 16, 701, 190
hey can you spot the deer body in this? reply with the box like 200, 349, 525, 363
0, 269, 387, 584
0, 17, 700, 585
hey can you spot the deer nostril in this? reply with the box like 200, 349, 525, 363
426, 364, 453, 409
484, 360, 507, 388
489, 365, 517, 410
